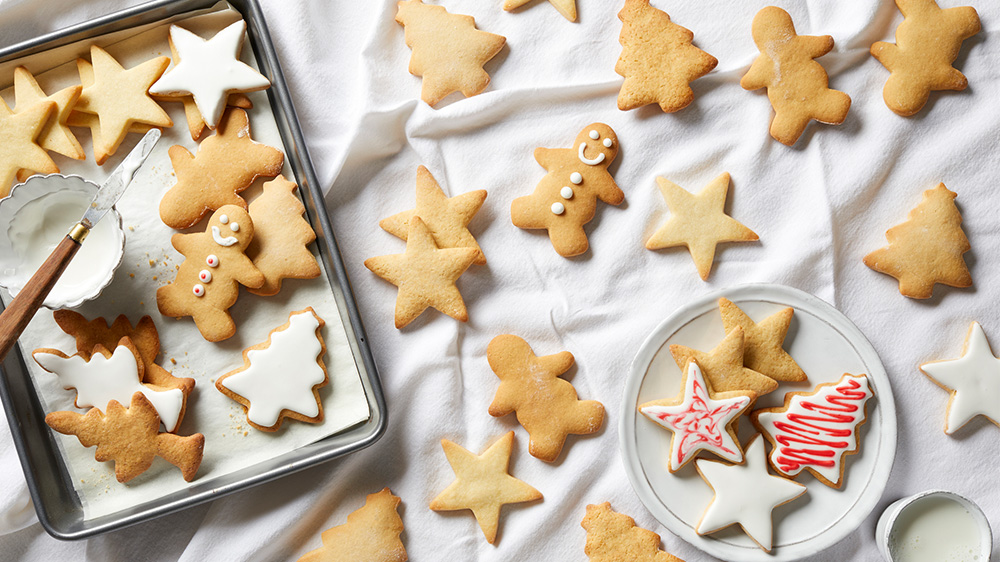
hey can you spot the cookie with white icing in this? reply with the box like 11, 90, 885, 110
156, 205, 264, 342
920, 321, 1000, 435
215, 308, 328, 432
511, 123, 623, 257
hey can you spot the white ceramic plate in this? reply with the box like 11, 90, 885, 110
620, 284, 897, 561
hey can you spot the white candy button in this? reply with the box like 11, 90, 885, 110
551, 202, 565, 215
603, 138, 613, 147
589, 130, 600, 139
561, 186, 574, 199
570, 172, 582, 184
199, 270, 213, 283
206, 255, 219, 267
193, 284, 205, 297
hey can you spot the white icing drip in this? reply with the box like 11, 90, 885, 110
551, 202, 565, 215
219, 311, 326, 427
211, 226, 239, 246
570, 172, 583, 185
578, 142, 606, 165
34, 346, 184, 432
560, 186, 574, 199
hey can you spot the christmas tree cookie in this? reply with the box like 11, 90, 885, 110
297, 488, 407, 562
581, 502, 685, 562
864, 183, 971, 299
395, 0, 506, 106
615, 0, 717, 113
246, 176, 321, 296
740, 6, 851, 145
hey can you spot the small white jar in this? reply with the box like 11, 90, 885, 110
0, 174, 125, 309
876, 490, 991, 562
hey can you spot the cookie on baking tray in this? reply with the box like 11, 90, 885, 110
581, 502, 685, 562
156, 205, 265, 342
639, 359, 754, 472
0, 95, 56, 196
511, 123, 623, 257
149, 20, 270, 130
69, 45, 172, 165
216, 308, 328, 432
46, 392, 205, 483
430, 431, 542, 544
487, 334, 604, 462
695, 434, 807, 552
751, 373, 874, 489
246, 175, 321, 296
379, 166, 488, 265
919, 321, 1000, 435
863, 183, 971, 299
645, 173, 758, 281
365, 216, 478, 329
159, 108, 284, 230
33, 337, 186, 433
615, 0, 717, 113
395, 0, 506, 107
740, 6, 851, 145
871, 0, 981, 116
504, 0, 577, 22
13, 66, 85, 161
297, 488, 407, 562
718, 298, 807, 383
670, 326, 778, 397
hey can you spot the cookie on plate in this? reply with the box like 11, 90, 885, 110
718, 298, 807, 383
670, 326, 778, 397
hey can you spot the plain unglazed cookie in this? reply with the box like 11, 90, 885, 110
645, 173, 758, 281
246, 175, 321, 296
487, 334, 604, 462
297, 488, 407, 562
740, 6, 851, 145
395, 0, 506, 107
365, 216, 478, 329
429, 431, 542, 544
156, 205, 265, 342
216, 308, 328, 432
863, 183, 971, 299
503, 0, 577, 22
718, 298, 807, 383
871, 0, 981, 116
511, 123, 623, 257
751, 374, 874, 489
45, 392, 205, 483
581, 502, 685, 562
12, 66, 84, 161
0, 97, 57, 196
670, 326, 778, 397
615, 0, 717, 113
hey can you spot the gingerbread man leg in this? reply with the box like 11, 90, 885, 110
770, 111, 812, 146
548, 223, 589, 257
510, 195, 547, 229
813, 89, 852, 125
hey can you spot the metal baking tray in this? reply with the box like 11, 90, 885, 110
0, 0, 386, 540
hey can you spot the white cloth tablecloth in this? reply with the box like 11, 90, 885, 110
1, 0, 999, 560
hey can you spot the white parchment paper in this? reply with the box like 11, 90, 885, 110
0, 4, 370, 521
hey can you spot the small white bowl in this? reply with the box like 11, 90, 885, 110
876, 490, 992, 562
0, 174, 125, 309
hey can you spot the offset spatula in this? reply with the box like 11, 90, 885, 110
0, 129, 161, 361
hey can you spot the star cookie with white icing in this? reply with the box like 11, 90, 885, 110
156, 205, 265, 342
695, 434, 807, 552
380, 166, 488, 265
365, 216, 478, 329
646, 173, 758, 280
920, 321, 1000, 434
216, 308, 328, 431
511, 123, 623, 257
430, 431, 542, 544
150, 21, 270, 130
640, 360, 754, 472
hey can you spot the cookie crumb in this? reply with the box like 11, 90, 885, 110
171, 358, 177, 364
149, 259, 156, 266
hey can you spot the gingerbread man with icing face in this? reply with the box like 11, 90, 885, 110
511, 123, 623, 257
157, 205, 264, 342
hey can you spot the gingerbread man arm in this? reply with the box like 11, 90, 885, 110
799, 34, 835, 59
594, 177, 625, 207
538, 351, 574, 377
534, 147, 565, 170
230, 254, 266, 288
488, 383, 519, 417
171, 232, 202, 257
740, 56, 773, 91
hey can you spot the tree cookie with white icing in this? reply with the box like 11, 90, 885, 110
216, 308, 329, 432
511, 123, 623, 257
156, 205, 264, 342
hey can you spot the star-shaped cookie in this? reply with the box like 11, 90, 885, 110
719, 298, 807, 383
645, 173, 758, 280
13, 66, 84, 161
695, 434, 807, 552
149, 21, 270, 129
670, 326, 778, 397
379, 166, 487, 265
640, 360, 754, 472
0, 97, 57, 196
365, 216, 478, 329
504, 0, 577, 22
430, 431, 542, 544
920, 321, 1000, 434
71, 46, 172, 164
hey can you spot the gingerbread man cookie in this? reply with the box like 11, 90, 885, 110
156, 205, 264, 342
511, 123, 623, 257
487, 334, 604, 462
740, 6, 851, 146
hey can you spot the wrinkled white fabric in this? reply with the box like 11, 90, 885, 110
2, 0, 1000, 560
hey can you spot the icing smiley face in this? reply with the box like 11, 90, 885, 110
574, 123, 619, 167
208, 206, 255, 249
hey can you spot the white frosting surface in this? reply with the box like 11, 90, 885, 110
921, 322, 1000, 434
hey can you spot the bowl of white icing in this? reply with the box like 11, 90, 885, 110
0, 174, 125, 309
876, 490, 992, 562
